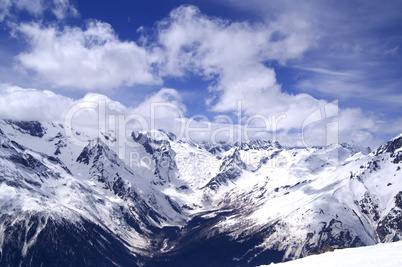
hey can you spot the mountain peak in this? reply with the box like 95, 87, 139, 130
76, 138, 113, 165
376, 134, 402, 156
340, 139, 371, 155
132, 129, 176, 144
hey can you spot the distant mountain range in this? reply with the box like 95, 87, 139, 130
0, 119, 401, 266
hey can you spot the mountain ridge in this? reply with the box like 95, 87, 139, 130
0, 119, 401, 266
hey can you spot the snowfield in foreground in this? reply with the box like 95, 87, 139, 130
264, 241, 402, 267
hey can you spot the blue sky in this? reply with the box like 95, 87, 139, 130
0, 0, 401, 147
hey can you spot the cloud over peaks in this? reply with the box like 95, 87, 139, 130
3, 4, 397, 148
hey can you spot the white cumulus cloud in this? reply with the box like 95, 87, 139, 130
16, 20, 162, 90
154, 6, 324, 132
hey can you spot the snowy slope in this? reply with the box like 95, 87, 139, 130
0, 120, 186, 228
0, 126, 143, 265
0, 120, 188, 265
263, 240, 402, 267
141, 130, 402, 265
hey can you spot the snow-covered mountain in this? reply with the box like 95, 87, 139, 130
0, 119, 401, 266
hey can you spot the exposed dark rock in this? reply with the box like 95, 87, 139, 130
6, 120, 46, 138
